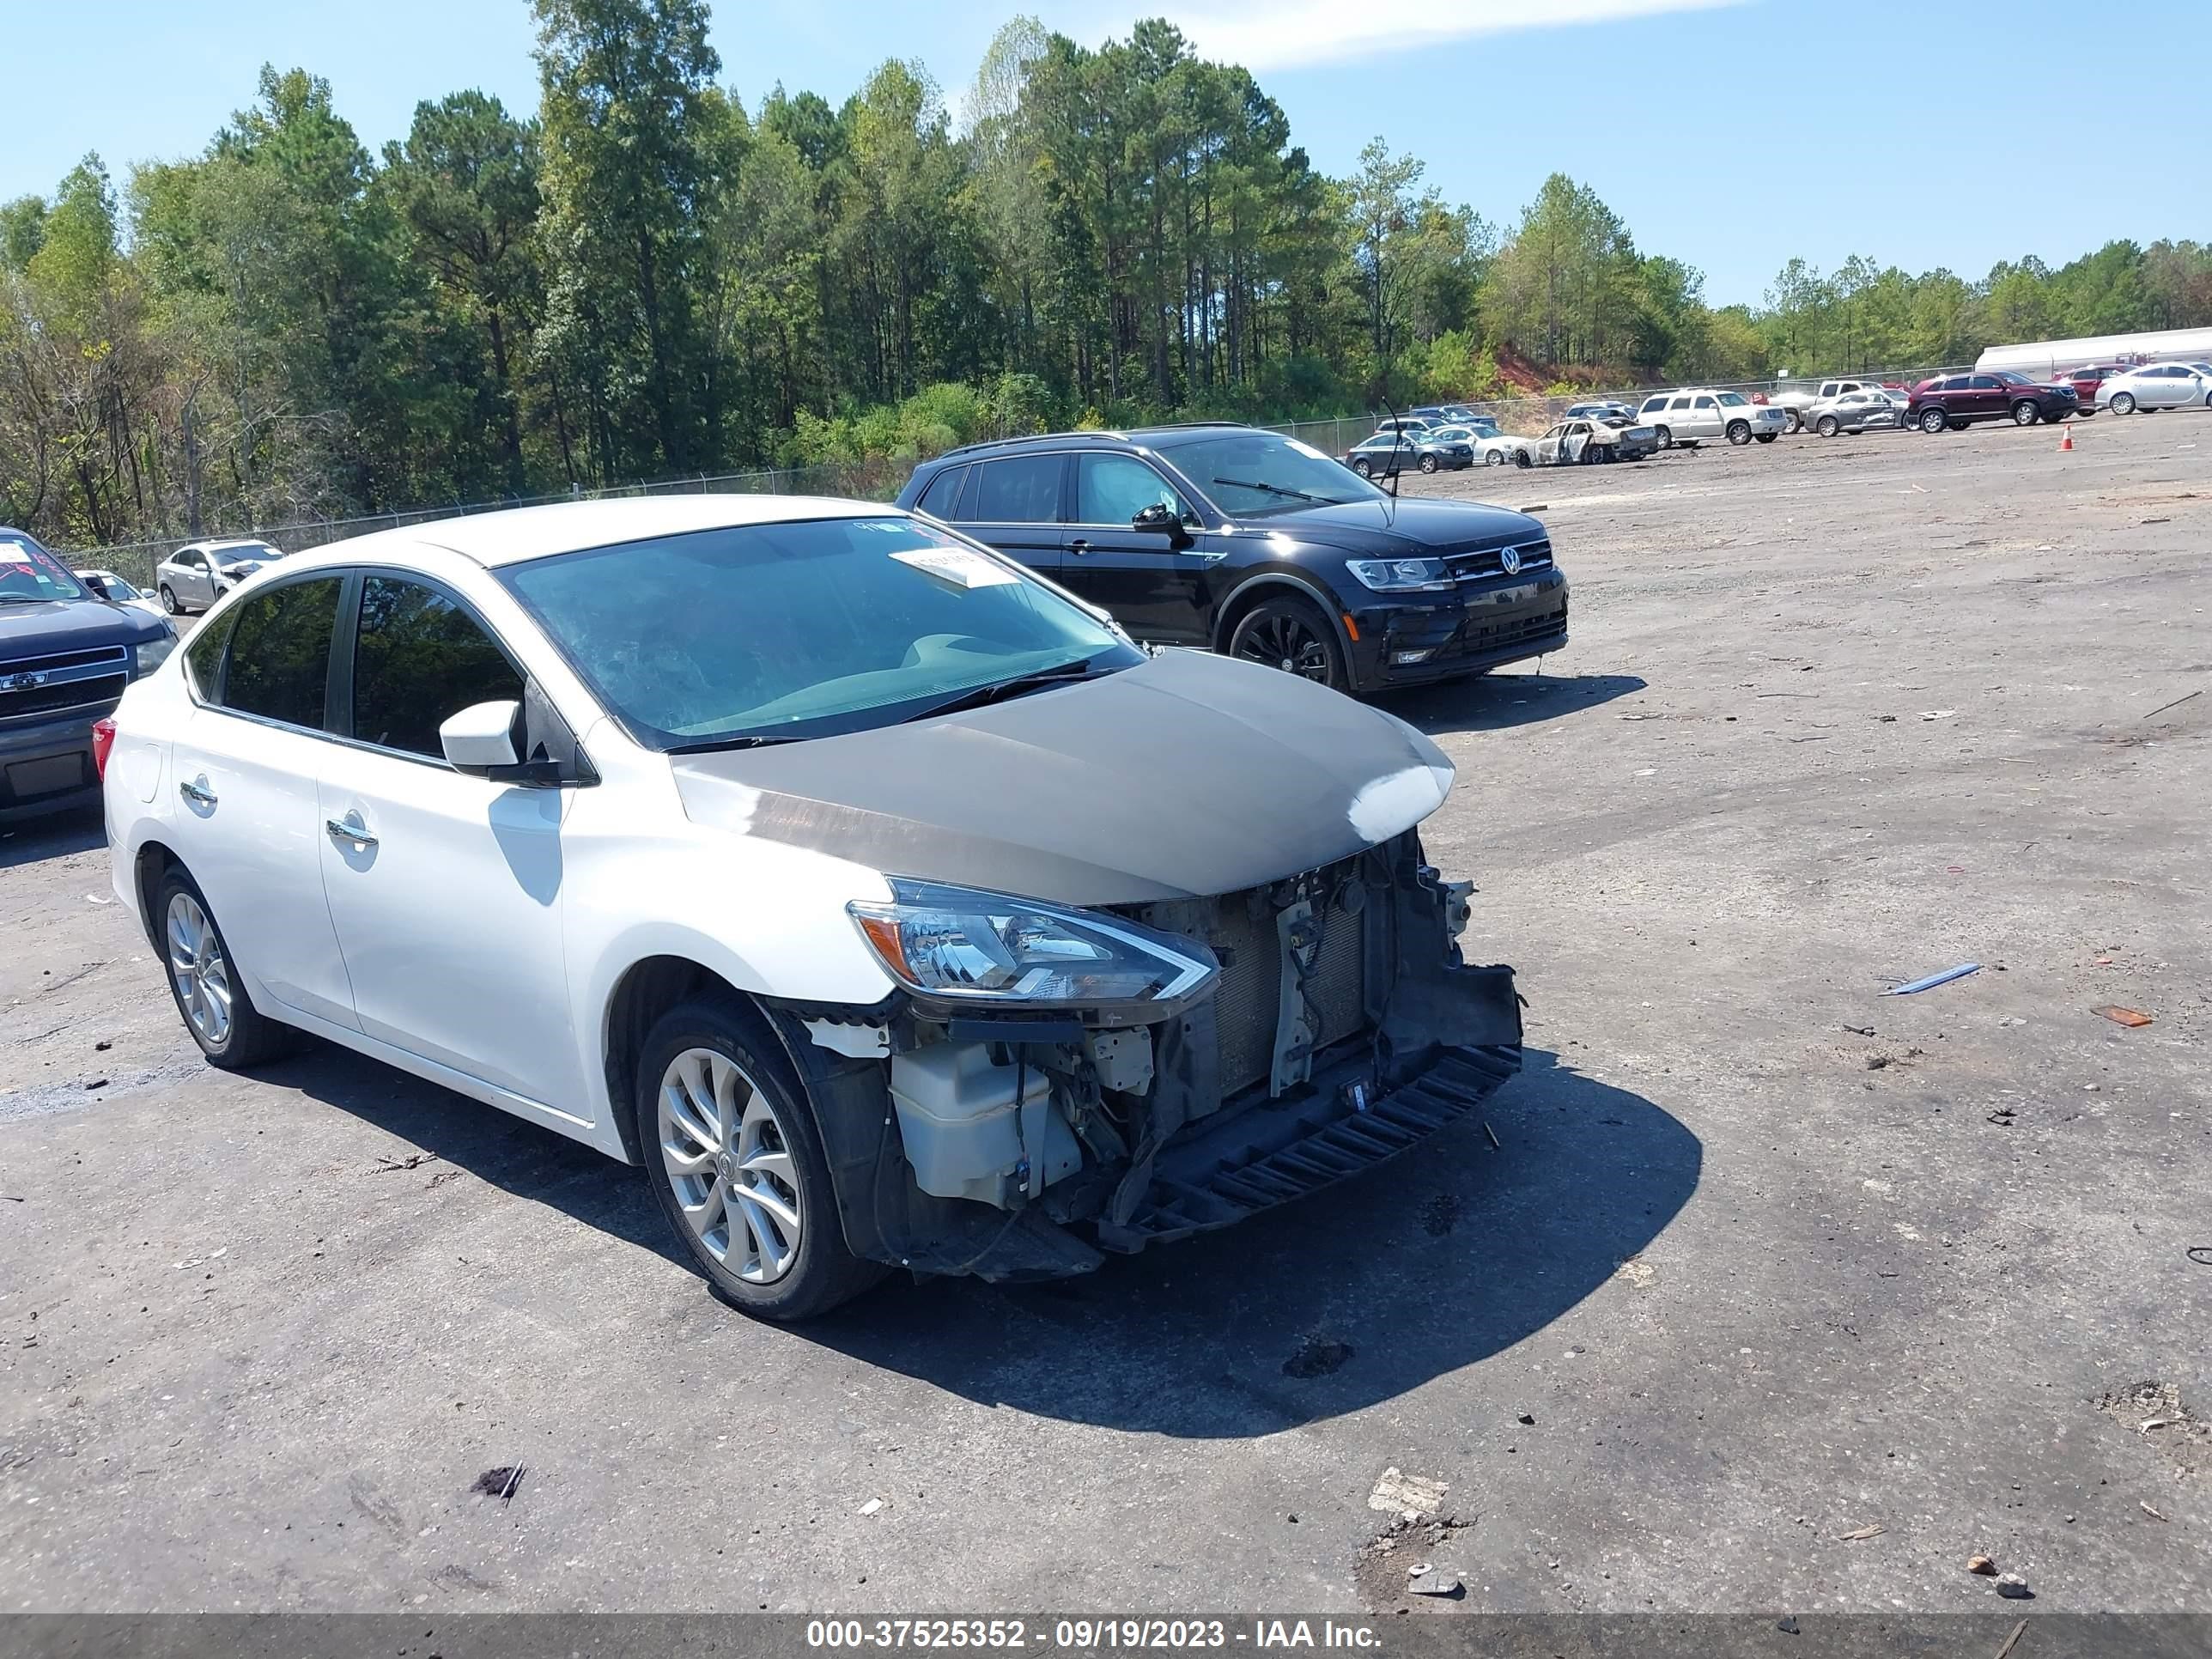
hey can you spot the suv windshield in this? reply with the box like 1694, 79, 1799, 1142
500, 515, 1139, 750
1152, 430, 1386, 516
0, 535, 89, 604
1993, 371, 2033, 386
1714, 391, 1750, 407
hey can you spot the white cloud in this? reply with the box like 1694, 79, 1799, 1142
1090, 0, 1749, 73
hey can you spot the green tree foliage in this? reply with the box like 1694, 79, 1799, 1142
4, 6, 2209, 550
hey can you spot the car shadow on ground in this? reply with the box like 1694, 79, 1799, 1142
1380, 671, 1646, 737
796, 1048, 1700, 1437
0, 805, 105, 871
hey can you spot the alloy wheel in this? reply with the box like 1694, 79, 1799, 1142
658, 1047, 804, 1285
1818, 416, 1839, 437
1921, 408, 1948, 433
166, 891, 233, 1047
1236, 611, 1333, 682
2111, 392, 2135, 415
2013, 401, 2040, 426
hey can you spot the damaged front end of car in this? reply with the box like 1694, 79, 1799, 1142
769, 832, 1522, 1283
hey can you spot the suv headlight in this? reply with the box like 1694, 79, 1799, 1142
849, 879, 1218, 1018
131, 634, 177, 678
1346, 558, 1454, 593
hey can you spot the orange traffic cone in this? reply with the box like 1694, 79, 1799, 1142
2058, 424, 2074, 452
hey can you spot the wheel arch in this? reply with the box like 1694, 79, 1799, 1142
1210, 571, 1358, 664
132, 836, 181, 952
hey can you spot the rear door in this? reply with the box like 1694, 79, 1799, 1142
1687, 394, 1719, 440
1060, 453, 1213, 645
1966, 374, 2004, 418
165, 574, 360, 1031
314, 571, 584, 1112
957, 453, 1069, 579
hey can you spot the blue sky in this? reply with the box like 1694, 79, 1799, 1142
6, 0, 2207, 307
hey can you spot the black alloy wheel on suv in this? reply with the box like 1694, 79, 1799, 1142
895, 423, 1571, 698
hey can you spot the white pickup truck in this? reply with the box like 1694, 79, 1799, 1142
1631, 387, 1789, 448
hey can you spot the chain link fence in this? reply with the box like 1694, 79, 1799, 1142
71, 368, 1967, 591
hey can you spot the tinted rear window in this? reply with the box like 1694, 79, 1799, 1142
915, 464, 971, 518
969, 456, 1064, 523
220, 577, 341, 729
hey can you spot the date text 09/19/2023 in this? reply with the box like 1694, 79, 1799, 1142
804, 1620, 1382, 1650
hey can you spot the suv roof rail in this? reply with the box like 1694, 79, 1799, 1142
934, 428, 1129, 460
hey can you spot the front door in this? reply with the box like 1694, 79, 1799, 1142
1060, 453, 1214, 645
314, 573, 584, 1115
173, 550, 212, 609
957, 453, 1070, 581
166, 575, 360, 1031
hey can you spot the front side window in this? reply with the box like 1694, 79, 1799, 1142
219, 577, 342, 729
501, 515, 1139, 751
1969, 375, 1999, 390
352, 577, 526, 758
1077, 454, 1192, 526
970, 455, 1065, 523
1693, 396, 1716, 410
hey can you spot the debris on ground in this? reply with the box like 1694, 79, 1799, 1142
1835, 1523, 1885, 1541
859, 1498, 884, 1516
2141, 1502, 2168, 1522
1919, 709, 1958, 720
2096, 1381, 2210, 1474
470, 1466, 524, 1504
2142, 688, 2203, 722
1282, 1336, 1354, 1378
1995, 1572, 2033, 1599
1419, 1193, 1462, 1237
1407, 1571, 1462, 1597
1994, 1620, 2029, 1659
1516, 1413, 1535, 1426
1776, 1616, 1801, 1635
1885, 963, 1980, 996
1482, 1120, 1502, 1151
2190, 1247, 2212, 1267
2093, 1005, 2154, 1028
372, 1152, 441, 1173
1987, 1107, 2017, 1127
1368, 1467, 1449, 1520
1967, 1554, 1997, 1575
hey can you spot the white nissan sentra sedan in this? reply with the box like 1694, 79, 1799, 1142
99, 496, 1522, 1319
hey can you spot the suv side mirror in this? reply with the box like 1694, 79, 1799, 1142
441, 700, 522, 774
1132, 501, 1194, 548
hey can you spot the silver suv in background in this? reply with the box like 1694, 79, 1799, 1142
1633, 388, 1789, 448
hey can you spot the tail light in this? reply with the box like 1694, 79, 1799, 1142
91, 717, 117, 780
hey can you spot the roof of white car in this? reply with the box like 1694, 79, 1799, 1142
307, 493, 891, 570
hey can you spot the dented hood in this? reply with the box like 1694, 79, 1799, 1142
672, 649, 1453, 907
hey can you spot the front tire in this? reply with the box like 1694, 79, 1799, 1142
2110, 392, 2136, 415
1726, 420, 1752, 446
1419, 453, 1438, 474
1754, 431, 1778, 443
1816, 415, 1841, 437
2012, 400, 2041, 426
1228, 594, 1347, 692
637, 995, 883, 1322
156, 871, 295, 1069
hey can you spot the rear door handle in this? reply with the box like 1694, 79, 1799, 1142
325, 814, 378, 849
1067, 538, 1091, 555
179, 776, 216, 808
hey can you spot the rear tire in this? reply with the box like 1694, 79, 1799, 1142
1228, 594, 1348, 692
155, 871, 297, 1070
1351, 458, 1373, 477
2110, 392, 2136, 415
1483, 448, 1505, 467
1919, 407, 1948, 434
2012, 400, 2041, 426
158, 585, 179, 615
1754, 431, 1778, 443
636, 994, 885, 1322
1653, 425, 1674, 450
1782, 409, 1802, 434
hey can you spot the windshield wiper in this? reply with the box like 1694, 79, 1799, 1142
663, 732, 801, 755
897, 658, 1118, 724
0, 593, 60, 605
1212, 477, 1335, 505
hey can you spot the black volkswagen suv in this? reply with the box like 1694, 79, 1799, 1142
894, 423, 1569, 696
2, 526, 178, 822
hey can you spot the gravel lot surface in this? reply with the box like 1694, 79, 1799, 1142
3, 412, 2208, 1614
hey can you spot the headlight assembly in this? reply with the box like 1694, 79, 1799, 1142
849, 879, 1217, 1020
1346, 557, 1455, 593
131, 634, 177, 678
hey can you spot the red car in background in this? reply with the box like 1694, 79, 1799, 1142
2050, 363, 2128, 414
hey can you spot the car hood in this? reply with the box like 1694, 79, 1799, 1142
672, 650, 1455, 907
1259, 496, 1545, 555
0, 598, 165, 656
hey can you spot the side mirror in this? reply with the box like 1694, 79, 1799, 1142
1132, 501, 1194, 548
440, 699, 523, 775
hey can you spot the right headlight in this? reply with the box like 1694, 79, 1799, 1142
849, 879, 1218, 1019
1346, 558, 1454, 593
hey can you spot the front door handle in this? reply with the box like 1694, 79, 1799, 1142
1067, 538, 1091, 556
325, 814, 378, 849
179, 776, 217, 808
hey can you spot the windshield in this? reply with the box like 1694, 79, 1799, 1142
1993, 371, 2033, 386
500, 515, 1139, 750
1714, 391, 1749, 407
1153, 431, 1386, 516
1431, 427, 1470, 441
0, 536, 89, 604
213, 544, 283, 565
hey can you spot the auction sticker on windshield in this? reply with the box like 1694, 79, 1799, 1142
889, 546, 1022, 589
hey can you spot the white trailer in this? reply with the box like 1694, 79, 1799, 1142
1977, 327, 2212, 379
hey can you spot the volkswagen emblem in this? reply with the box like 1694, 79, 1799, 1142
1499, 544, 1523, 575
